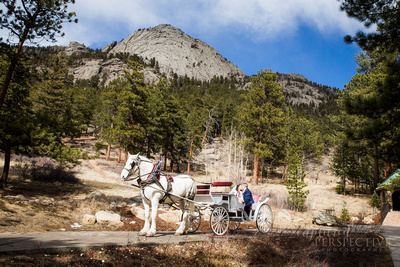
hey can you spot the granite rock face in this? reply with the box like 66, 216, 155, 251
109, 24, 245, 81
312, 211, 340, 226
65, 42, 89, 56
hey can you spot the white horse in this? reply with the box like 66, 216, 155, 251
121, 153, 197, 237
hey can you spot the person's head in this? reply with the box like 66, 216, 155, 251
236, 184, 241, 191
242, 183, 248, 189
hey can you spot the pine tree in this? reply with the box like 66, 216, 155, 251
285, 154, 309, 211
0, 55, 34, 187
340, 0, 400, 52
239, 69, 286, 184
121, 60, 149, 154
0, 0, 77, 110
340, 51, 400, 190
30, 53, 82, 165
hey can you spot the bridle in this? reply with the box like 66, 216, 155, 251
123, 154, 173, 204
123, 156, 154, 182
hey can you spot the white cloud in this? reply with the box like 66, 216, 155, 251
205, 0, 364, 40
1, 0, 367, 47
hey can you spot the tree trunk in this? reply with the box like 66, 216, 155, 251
106, 120, 114, 160
0, 24, 31, 111
373, 141, 379, 190
1, 145, 11, 188
384, 149, 391, 179
164, 140, 169, 171
187, 136, 194, 174
253, 155, 261, 185
0, 60, 17, 111
283, 158, 289, 180
117, 136, 123, 163
201, 107, 215, 148
124, 151, 128, 164
106, 143, 111, 160
146, 136, 152, 158
343, 176, 346, 196
130, 136, 134, 154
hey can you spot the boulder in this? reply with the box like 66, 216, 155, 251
95, 211, 123, 227
108, 195, 124, 203
86, 191, 108, 203
362, 216, 374, 225
312, 211, 340, 226
82, 214, 96, 225
158, 209, 181, 223
130, 205, 146, 220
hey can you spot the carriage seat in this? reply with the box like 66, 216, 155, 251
196, 184, 211, 194
211, 181, 232, 193
251, 194, 261, 210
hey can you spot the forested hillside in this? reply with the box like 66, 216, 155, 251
0, 45, 337, 188
2, 10, 400, 200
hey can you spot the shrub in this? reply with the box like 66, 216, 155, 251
370, 191, 381, 209
340, 201, 351, 222
335, 183, 351, 195
93, 142, 107, 153
16, 161, 80, 184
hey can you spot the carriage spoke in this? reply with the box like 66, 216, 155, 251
188, 207, 201, 233
256, 204, 273, 233
210, 206, 229, 235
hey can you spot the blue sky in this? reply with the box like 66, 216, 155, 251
29, 0, 369, 89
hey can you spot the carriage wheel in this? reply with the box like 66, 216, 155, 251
256, 203, 273, 233
210, 206, 230, 235
228, 221, 241, 231
188, 207, 201, 233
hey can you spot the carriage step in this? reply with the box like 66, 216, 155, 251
229, 211, 242, 217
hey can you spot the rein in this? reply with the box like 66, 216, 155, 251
123, 157, 154, 182
123, 155, 172, 204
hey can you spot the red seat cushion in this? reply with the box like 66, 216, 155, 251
251, 194, 261, 209
212, 181, 232, 187
253, 194, 261, 203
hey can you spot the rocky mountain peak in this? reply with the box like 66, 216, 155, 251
109, 24, 245, 81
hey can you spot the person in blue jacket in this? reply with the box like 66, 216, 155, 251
240, 183, 254, 216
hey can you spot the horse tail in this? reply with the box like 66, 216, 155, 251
186, 179, 197, 200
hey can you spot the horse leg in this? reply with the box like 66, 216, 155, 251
175, 199, 190, 235
139, 199, 151, 236
147, 194, 160, 237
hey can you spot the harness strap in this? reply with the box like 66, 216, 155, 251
158, 174, 173, 204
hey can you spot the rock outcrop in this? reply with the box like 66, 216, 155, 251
65, 42, 89, 56
312, 211, 340, 226
109, 24, 245, 81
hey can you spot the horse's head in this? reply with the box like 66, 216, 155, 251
121, 153, 141, 181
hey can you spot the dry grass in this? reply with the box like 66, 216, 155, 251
0, 137, 390, 266
0, 231, 392, 266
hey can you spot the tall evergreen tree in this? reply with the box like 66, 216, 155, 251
340, 0, 400, 52
30, 53, 82, 164
0, 55, 33, 187
239, 69, 286, 184
116, 60, 149, 154
0, 0, 77, 110
341, 51, 400, 189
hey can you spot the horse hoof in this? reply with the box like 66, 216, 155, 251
146, 231, 156, 237
174, 231, 183, 236
139, 231, 147, 236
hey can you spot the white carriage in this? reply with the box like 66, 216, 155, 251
121, 153, 273, 237
189, 181, 273, 235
